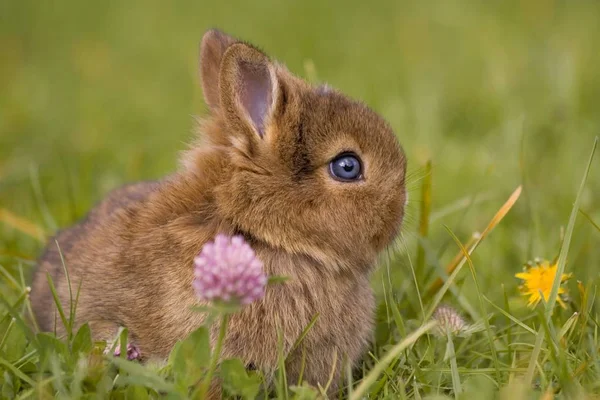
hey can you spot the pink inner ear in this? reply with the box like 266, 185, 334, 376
238, 61, 272, 137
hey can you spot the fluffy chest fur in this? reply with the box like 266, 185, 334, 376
122, 197, 376, 368
214, 251, 375, 375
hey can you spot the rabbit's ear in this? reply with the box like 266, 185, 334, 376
218, 42, 281, 139
200, 29, 237, 110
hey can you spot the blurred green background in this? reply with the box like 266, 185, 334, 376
1, 0, 599, 306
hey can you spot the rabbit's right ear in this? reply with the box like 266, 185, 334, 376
218, 42, 283, 142
200, 29, 237, 110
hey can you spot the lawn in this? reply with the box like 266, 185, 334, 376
1, 0, 600, 398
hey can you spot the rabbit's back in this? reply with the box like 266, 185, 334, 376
30, 181, 160, 332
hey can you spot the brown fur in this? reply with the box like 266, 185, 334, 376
30, 29, 407, 394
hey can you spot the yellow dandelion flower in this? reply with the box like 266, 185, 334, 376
515, 258, 572, 309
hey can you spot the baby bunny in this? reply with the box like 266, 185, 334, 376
30, 29, 407, 394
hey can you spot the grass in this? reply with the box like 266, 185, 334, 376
2, 0, 600, 398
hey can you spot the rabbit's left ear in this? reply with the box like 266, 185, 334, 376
218, 42, 282, 140
199, 29, 238, 111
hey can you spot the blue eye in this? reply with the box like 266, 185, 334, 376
329, 153, 363, 181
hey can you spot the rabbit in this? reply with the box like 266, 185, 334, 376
30, 29, 407, 395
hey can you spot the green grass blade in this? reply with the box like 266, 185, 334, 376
55, 240, 76, 341
0, 357, 36, 386
405, 245, 426, 320
18, 262, 41, 333
525, 136, 598, 385
276, 327, 289, 400
545, 137, 597, 319
484, 296, 536, 335
578, 208, 600, 233
444, 226, 500, 381
0, 318, 15, 352
29, 164, 57, 231
45, 272, 69, 336
0, 289, 38, 346
349, 320, 436, 400
0, 264, 21, 289
388, 290, 407, 338
502, 284, 514, 370
525, 327, 546, 384
446, 330, 461, 398
416, 160, 432, 273
558, 312, 579, 342
288, 313, 319, 356
119, 327, 129, 359
112, 357, 175, 393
